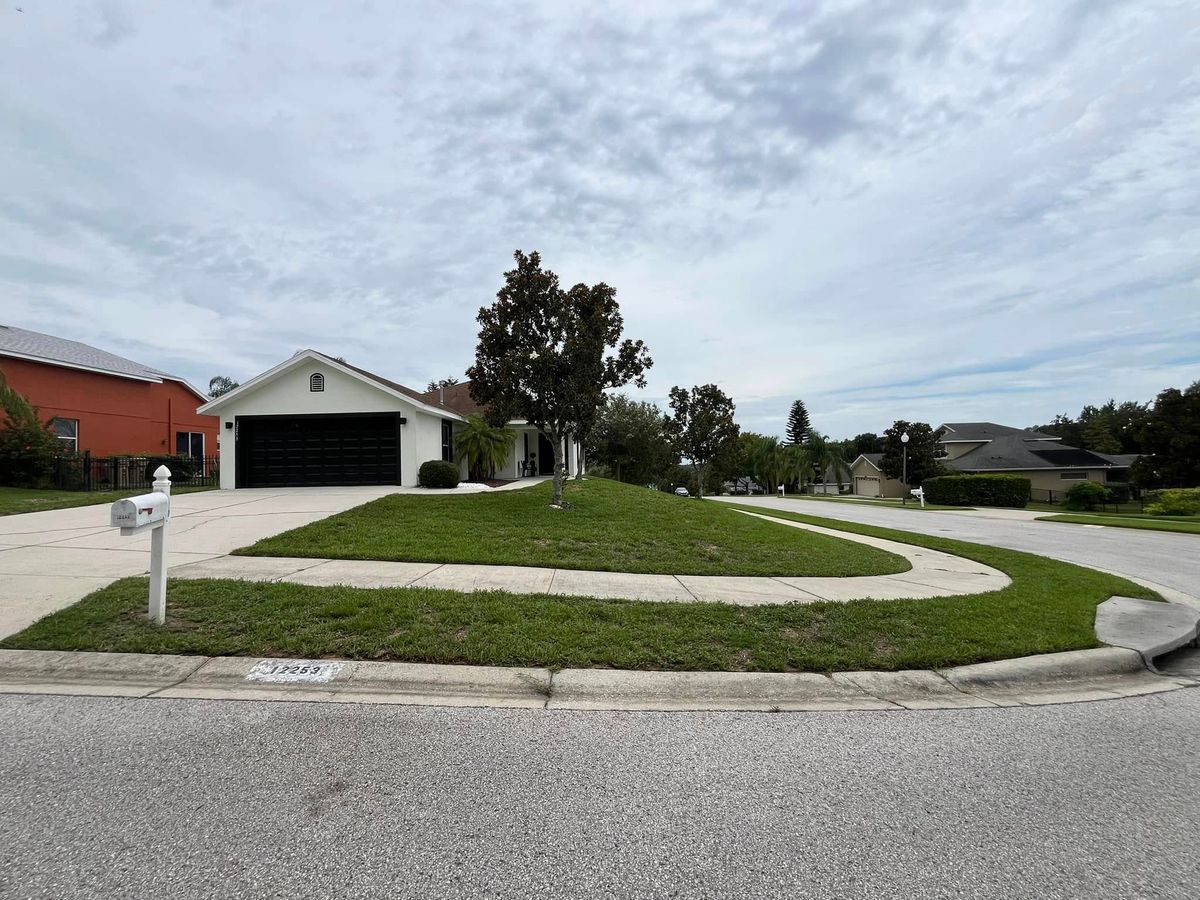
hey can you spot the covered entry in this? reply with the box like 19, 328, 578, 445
235, 414, 402, 488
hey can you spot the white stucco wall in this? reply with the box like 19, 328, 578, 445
210, 359, 443, 488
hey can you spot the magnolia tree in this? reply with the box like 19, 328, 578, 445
467, 250, 652, 507
663, 384, 740, 498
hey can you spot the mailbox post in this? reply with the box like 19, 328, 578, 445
110, 465, 172, 624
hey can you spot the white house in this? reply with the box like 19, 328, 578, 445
197, 349, 581, 489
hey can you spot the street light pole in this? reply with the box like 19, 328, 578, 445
901, 431, 909, 506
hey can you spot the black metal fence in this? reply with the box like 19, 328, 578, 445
1030, 486, 1145, 513
52, 454, 220, 492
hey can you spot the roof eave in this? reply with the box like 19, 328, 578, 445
197, 350, 466, 420
0, 348, 163, 384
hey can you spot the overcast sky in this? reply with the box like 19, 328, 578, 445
2, 1, 1198, 438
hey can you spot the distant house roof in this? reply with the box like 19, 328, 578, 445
416, 380, 486, 418
949, 435, 1133, 472
939, 422, 1059, 443
851, 453, 884, 471
0, 323, 205, 399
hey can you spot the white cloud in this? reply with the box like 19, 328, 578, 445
0, 0, 1196, 435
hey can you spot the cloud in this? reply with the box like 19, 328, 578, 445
0, 0, 1196, 436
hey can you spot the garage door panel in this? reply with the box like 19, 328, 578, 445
238, 415, 401, 488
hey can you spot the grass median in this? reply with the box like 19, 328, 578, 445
233, 477, 908, 577
0, 506, 1155, 672
1035, 513, 1200, 535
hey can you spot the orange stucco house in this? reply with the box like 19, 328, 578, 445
0, 324, 217, 458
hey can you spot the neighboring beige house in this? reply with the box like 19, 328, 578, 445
849, 422, 1136, 501
848, 453, 908, 498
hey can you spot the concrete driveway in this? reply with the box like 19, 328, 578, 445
0, 486, 404, 639
714, 496, 1200, 601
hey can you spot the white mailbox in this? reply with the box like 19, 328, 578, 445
110, 491, 170, 535
111, 465, 173, 625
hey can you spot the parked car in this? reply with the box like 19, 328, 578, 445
674, 486, 690, 497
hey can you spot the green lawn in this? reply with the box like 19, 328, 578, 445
1036, 513, 1200, 535
235, 477, 909, 577
1025, 501, 1150, 516
0, 485, 215, 516
0, 505, 1155, 672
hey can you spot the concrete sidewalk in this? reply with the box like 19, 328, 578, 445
171, 513, 1011, 606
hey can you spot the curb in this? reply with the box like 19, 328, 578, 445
0, 647, 1194, 712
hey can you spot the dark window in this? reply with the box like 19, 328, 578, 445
176, 431, 204, 459
51, 417, 79, 452
441, 421, 454, 462
309, 373, 325, 392
1060, 471, 1088, 480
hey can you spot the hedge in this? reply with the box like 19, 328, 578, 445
922, 474, 1030, 508
1145, 487, 1200, 516
418, 459, 460, 489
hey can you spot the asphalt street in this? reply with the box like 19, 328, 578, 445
3, 499, 1198, 898
716, 496, 1200, 598
2, 691, 1198, 899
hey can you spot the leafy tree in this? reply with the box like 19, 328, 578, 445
0, 368, 63, 487
208, 375, 239, 398
1035, 400, 1151, 454
1035, 413, 1085, 448
587, 394, 674, 485
467, 250, 652, 506
804, 432, 851, 489
1081, 419, 1121, 454
426, 376, 460, 393
1133, 381, 1200, 487
785, 400, 811, 445
663, 384, 739, 499
454, 414, 515, 481
879, 421, 944, 487
849, 432, 883, 456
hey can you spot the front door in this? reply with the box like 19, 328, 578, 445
537, 433, 555, 475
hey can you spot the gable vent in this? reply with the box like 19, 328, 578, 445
309, 372, 325, 393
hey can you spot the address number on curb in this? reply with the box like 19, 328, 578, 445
247, 660, 344, 684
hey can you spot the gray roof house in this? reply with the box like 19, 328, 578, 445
849, 422, 1138, 499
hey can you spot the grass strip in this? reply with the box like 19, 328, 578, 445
234, 477, 908, 577
1, 507, 1155, 672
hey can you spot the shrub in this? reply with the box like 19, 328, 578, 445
144, 455, 197, 484
0, 372, 62, 488
1104, 482, 1133, 503
1064, 481, 1110, 511
922, 474, 1030, 508
1145, 488, 1200, 517
418, 459, 460, 489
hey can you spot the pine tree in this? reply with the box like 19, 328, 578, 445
786, 400, 811, 445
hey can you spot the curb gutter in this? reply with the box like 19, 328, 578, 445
0, 647, 1194, 712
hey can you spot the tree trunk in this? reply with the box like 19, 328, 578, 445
549, 429, 564, 506
696, 462, 706, 499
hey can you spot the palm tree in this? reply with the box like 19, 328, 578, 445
804, 433, 850, 493
454, 415, 515, 481
747, 436, 792, 493
782, 442, 813, 493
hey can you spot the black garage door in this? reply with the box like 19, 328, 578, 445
236, 414, 402, 488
